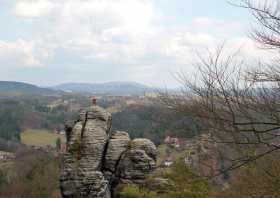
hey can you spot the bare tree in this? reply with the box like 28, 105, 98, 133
159, 0, 280, 175
240, 0, 280, 49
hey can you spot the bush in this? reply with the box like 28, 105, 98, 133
118, 158, 209, 198
69, 135, 82, 160
118, 185, 159, 198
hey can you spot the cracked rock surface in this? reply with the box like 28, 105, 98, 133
60, 106, 157, 198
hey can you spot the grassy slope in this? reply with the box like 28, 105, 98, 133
21, 129, 66, 147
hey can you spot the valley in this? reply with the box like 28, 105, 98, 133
0, 81, 213, 197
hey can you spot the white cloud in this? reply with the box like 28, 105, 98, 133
9, 0, 273, 86
14, 0, 54, 18
227, 37, 275, 63
0, 39, 45, 68
13, 1, 247, 64
191, 17, 244, 34
13, 0, 158, 61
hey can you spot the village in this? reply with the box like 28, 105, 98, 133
159, 134, 222, 181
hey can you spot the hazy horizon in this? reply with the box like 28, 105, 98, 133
0, 80, 174, 89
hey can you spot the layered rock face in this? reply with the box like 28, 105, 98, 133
60, 106, 157, 198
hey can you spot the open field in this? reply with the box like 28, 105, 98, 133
21, 129, 66, 147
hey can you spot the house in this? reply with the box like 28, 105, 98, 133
164, 136, 179, 145
164, 136, 183, 149
163, 156, 174, 167
164, 161, 173, 167
164, 136, 171, 144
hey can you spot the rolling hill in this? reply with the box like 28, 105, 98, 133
0, 81, 60, 96
51, 81, 156, 95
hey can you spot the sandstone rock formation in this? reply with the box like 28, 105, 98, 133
60, 106, 157, 198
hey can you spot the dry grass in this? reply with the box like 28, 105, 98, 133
21, 129, 66, 147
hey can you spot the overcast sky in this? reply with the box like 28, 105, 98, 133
0, 0, 272, 87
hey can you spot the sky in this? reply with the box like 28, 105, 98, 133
0, 0, 273, 88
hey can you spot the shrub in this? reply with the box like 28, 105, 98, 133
118, 158, 209, 198
69, 135, 82, 160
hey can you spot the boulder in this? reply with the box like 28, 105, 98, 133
130, 138, 157, 161
116, 149, 156, 184
104, 131, 130, 173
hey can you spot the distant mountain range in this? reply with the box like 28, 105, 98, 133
50, 82, 157, 95
0, 81, 158, 96
0, 81, 59, 96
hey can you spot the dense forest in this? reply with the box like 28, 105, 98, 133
112, 104, 202, 145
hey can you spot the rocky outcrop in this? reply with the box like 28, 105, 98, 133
115, 139, 157, 184
60, 106, 157, 198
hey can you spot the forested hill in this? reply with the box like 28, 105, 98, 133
112, 104, 202, 145
0, 81, 60, 96
51, 82, 156, 95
